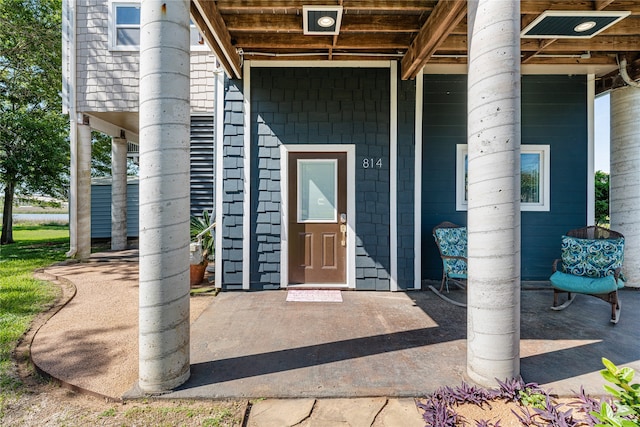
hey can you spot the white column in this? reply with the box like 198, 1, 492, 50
111, 137, 128, 250
138, 0, 191, 392
610, 86, 640, 288
466, 0, 521, 386
76, 119, 92, 260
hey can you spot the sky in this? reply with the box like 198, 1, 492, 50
594, 93, 610, 173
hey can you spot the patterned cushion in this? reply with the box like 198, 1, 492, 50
560, 235, 624, 278
435, 227, 467, 277
550, 271, 624, 294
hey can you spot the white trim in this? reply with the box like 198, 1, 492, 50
214, 67, 224, 289
280, 144, 356, 289
455, 144, 468, 211
249, 60, 392, 69
389, 62, 398, 292
456, 144, 551, 211
414, 68, 424, 290
587, 74, 595, 225
242, 63, 251, 290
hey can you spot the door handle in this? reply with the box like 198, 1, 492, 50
340, 224, 347, 247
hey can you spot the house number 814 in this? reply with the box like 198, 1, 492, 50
362, 158, 383, 169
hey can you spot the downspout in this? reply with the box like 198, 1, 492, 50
63, 0, 78, 258
618, 56, 640, 89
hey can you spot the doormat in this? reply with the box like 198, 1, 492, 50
286, 289, 343, 302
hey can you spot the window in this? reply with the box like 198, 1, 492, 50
297, 159, 338, 222
109, 2, 140, 50
108, 2, 208, 51
456, 144, 550, 211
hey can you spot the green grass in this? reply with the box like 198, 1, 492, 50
0, 224, 69, 390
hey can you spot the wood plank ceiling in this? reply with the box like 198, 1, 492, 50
191, 0, 640, 92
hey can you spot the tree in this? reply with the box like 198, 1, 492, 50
0, 0, 68, 244
91, 131, 139, 177
595, 170, 610, 226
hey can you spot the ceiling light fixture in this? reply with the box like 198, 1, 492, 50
317, 16, 335, 28
521, 10, 630, 39
303, 5, 343, 35
574, 21, 597, 32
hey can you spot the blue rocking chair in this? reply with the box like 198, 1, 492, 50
550, 226, 625, 324
432, 221, 467, 307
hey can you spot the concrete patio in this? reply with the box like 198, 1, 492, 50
33, 251, 640, 404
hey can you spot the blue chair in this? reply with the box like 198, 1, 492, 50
550, 226, 625, 324
432, 222, 467, 294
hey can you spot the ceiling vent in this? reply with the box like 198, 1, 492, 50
521, 10, 630, 39
303, 5, 343, 35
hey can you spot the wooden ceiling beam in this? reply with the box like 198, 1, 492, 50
192, 1, 242, 79
521, 1, 640, 14
214, 0, 435, 14
223, 14, 421, 33
520, 0, 625, 63
235, 33, 412, 50
521, 36, 640, 52
400, 0, 466, 80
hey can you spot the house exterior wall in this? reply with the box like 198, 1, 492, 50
248, 67, 392, 290
421, 74, 588, 281
91, 178, 139, 238
397, 79, 417, 289
72, 1, 216, 114
220, 80, 246, 287
219, 68, 395, 290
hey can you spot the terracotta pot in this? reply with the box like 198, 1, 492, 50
190, 262, 208, 286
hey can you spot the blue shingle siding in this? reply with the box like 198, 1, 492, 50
221, 79, 245, 286
90, 178, 139, 238
397, 79, 416, 289
249, 67, 391, 290
421, 74, 587, 281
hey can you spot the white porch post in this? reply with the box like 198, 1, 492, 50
610, 86, 640, 288
111, 137, 128, 250
76, 118, 92, 260
466, 0, 521, 385
138, 0, 191, 392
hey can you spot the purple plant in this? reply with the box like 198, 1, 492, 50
571, 386, 606, 425
417, 396, 464, 427
449, 381, 494, 407
513, 395, 577, 427
495, 376, 545, 403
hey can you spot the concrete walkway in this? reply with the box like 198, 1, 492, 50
31, 251, 640, 426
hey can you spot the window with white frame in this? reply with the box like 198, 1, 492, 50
456, 144, 550, 211
109, 2, 140, 50
108, 2, 208, 51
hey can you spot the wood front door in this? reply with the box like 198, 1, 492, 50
288, 152, 347, 284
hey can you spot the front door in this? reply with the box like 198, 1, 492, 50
288, 152, 347, 284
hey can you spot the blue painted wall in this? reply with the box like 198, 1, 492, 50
397, 79, 417, 289
249, 67, 391, 290
421, 74, 588, 281
221, 79, 245, 287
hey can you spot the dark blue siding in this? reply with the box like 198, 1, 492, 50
422, 74, 588, 281
250, 67, 391, 290
397, 79, 416, 289
221, 79, 245, 286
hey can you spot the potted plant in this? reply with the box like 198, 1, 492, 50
190, 209, 215, 286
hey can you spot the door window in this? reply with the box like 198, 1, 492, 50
297, 159, 337, 222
